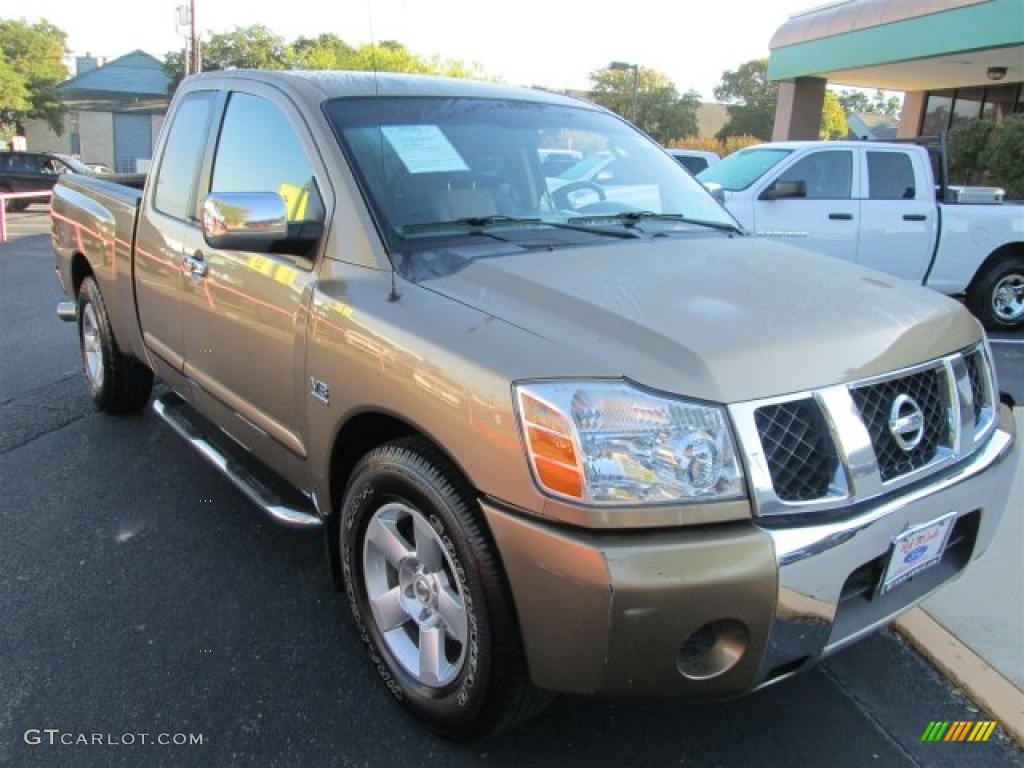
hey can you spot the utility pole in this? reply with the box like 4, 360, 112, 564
190, 0, 201, 74
176, 4, 192, 76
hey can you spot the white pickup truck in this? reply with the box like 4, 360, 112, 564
698, 141, 1024, 331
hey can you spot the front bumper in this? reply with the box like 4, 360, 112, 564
485, 403, 1017, 697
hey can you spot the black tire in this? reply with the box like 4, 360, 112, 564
967, 257, 1024, 332
339, 438, 550, 740
77, 276, 154, 413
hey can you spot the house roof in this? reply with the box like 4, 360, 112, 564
60, 50, 170, 98
846, 111, 900, 140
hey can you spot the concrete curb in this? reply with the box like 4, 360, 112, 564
894, 607, 1024, 748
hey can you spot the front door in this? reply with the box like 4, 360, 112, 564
179, 88, 326, 463
754, 149, 859, 263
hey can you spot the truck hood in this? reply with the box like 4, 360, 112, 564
423, 234, 981, 404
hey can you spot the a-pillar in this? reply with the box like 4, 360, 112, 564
772, 77, 827, 140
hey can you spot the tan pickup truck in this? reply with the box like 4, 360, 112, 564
51, 70, 1017, 740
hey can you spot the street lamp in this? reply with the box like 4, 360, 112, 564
609, 61, 639, 122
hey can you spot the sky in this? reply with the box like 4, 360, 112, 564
13, 0, 822, 100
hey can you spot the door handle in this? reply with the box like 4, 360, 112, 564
828, 213, 854, 220
903, 214, 927, 221
182, 252, 208, 280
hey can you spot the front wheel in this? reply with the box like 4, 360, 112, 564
339, 438, 550, 740
77, 276, 154, 413
967, 257, 1024, 332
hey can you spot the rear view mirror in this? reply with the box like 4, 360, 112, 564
702, 182, 726, 205
761, 180, 806, 201
202, 192, 288, 251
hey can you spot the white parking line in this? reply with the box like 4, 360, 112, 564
990, 338, 1024, 345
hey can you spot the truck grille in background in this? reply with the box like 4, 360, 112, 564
851, 368, 948, 482
754, 400, 838, 501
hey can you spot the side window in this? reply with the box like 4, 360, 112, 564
867, 151, 916, 200
778, 150, 853, 199
210, 93, 324, 223
154, 92, 214, 220
15, 155, 42, 172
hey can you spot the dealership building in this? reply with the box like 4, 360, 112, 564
767, 0, 1023, 139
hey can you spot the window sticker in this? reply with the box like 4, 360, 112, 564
381, 125, 469, 174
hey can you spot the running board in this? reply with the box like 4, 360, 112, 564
153, 392, 322, 529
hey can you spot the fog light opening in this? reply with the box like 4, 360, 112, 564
677, 619, 749, 680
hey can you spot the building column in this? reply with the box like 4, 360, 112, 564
898, 91, 926, 138
772, 76, 827, 140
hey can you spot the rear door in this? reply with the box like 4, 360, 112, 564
179, 85, 327, 462
856, 149, 937, 281
135, 91, 217, 386
753, 148, 859, 262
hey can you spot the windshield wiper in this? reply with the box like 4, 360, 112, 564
401, 215, 640, 239
401, 215, 542, 235
569, 211, 742, 234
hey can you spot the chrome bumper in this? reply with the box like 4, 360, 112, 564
755, 403, 1017, 686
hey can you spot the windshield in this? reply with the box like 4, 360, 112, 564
324, 96, 737, 279
697, 148, 792, 191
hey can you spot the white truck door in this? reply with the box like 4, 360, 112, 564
752, 149, 859, 262
857, 149, 937, 281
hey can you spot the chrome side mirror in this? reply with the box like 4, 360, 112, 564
202, 192, 288, 251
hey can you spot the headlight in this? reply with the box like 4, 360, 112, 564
514, 380, 745, 505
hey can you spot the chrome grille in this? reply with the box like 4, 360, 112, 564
850, 368, 949, 482
731, 343, 997, 517
754, 400, 838, 501
964, 349, 988, 425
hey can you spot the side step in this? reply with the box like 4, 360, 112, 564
153, 392, 322, 529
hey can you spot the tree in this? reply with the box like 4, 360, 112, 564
288, 34, 354, 70
948, 120, 995, 185
588, 66, 699, 144
984, 114, 1024, 199
820, 90, 847, 139
837, 88, 902, 117
164, 24, 288, 90
165, 29, 484, 92
713, 58, 777, 140
0, 18, 68, 136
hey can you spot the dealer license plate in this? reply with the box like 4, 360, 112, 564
878, 512, 957, 595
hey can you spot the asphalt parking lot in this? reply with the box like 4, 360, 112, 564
1, 209, 1021, 766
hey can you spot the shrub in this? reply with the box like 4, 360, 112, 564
983, 114, 1024, 200
947, 121, 995, 185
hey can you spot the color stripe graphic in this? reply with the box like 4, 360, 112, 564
920, 720, 997, 742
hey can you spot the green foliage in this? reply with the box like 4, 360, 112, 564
948, 120, 996, 185
713, 58, 776, 141
836, 88, 902, 117
288, 34, 355, 70
204, 24, 288, 70
983, 115, 1024, 199
164, 27, 484, 93
820, 91, 847, 140
671, 134, 761, 157
0, 18, 68, 135
588, 66, 700, 144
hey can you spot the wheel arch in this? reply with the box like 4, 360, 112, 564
967, 241, 1024, 297
70, 251, 94, 297
323, 410, 483, 590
